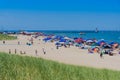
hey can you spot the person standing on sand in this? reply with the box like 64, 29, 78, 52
9, 49, 11, 54
31, 37, 33, 44
3, 41, 5, 44
42, 48, 46, 54
56, 45, 59, 49
18, 41, 20, 45
100, 49, 105, 58
15, 49, 17, 54
35, 49, 38, 56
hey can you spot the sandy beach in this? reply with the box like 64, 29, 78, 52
0, 34, 120, 71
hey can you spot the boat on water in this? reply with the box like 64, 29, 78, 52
95, 28, 99, 33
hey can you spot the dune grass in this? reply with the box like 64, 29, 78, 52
0, 34, 17, 40
0, 52, 120, 80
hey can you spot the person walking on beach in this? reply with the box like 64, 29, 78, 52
35, 49, 38, 56
18, 41, 20, 45
100, 49, 105, 58
56, 45, 59, 49
3, 41, 5, 44
15, 49, 17, 54
42, 48, 46, 54
9, 49, 11, 54
20, 51, 22, 54
30, 37, 33, 44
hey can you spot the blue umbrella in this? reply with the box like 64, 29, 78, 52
96, 39, 106, 46
54, 35, 64, 40
59, 39, 66, 42
55, 42, 60, 45
74, 37, 78, 40
65, 41, 69, 45
43, 37, 51, 41
109, 42, 115, 45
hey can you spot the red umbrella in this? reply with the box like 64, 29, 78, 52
75, 38, 83, 43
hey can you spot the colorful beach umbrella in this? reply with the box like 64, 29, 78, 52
86, 40, 94, 43
97, 39, 106, 46
75, 38, 83, 43
59, 39, 66, 42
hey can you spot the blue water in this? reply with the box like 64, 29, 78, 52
35, 30, 120, 43
7, 30, 120, 42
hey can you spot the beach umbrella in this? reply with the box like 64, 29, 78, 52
65, 40, 70, 45
53, 36, 58, 39
51, 35, 56, 38
64, 37, 70, 40
53, 35, 63, 40
103, 44, 111, 49
68, 38, 74, 42
91, 43, 98, 46
55, 42, 60, 45
91, 46, 96, 49
58, 36, 64, 39
43, 37, 51, 41
97, 39, 105, 42
108, 42, 115, 45
86, 40, 94, 43
59, 38, 66, 42
97, 39, 106, 46
75, 38, 83, 43
74, 37, 78, 40
82, 38, 87, 42
74, 43, 80, 47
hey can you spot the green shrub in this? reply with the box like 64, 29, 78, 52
0, 34, 17, 40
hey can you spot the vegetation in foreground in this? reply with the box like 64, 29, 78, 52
0, 34, 17, 40
0, 52, 120, 80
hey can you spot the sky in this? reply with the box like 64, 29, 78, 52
0, 0, 120, 31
